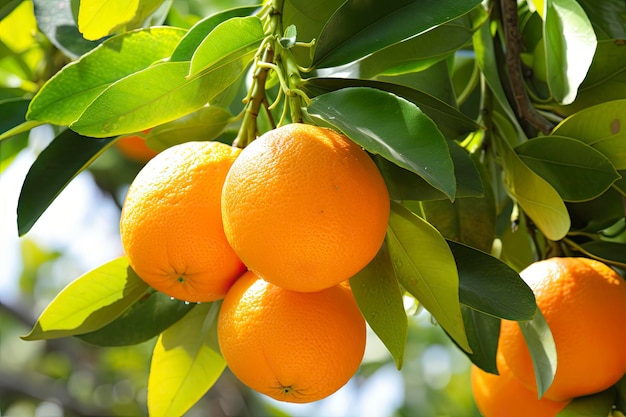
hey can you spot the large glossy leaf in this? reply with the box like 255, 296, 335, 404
449, 241, 536, 320
375, 140, 483, 201
577, 0, 626, 39
27, 27, 186, 125
78, 291, 196, 346
22, 257, 149, 340
189, 16, 263, 75
148, 302, 225, 417
420, 157, 492, 251
350, 244, 407, 369
518, 309, 557, 398
77, 0, 139, 40
301, 77, 481, 140
17, 129, 116, 236
354, 8, 485, 78
311, 0, 482, 69
459, 307, 500, 373
386, 202, 470, 352
552, 99, 626, 170
170, 5, 260, 61
146, 106, 233, 151
33, 0, 101, 58
544, 0, 597, 104
70, 57, 251, 137
567, 188, 625, 233
515, 136, 620, 202
555, 40, 626, 115
307, 87, 456, 200
494, 114, 570, 241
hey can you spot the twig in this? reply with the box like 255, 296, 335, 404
500, 0, 554, 135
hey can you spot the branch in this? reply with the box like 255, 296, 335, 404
500, 0, 554, 135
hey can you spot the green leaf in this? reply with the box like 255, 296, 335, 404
449, 241, 536, 320
386, 201, 470, 352
350, 244, 408, 370
544, 0, 597, 104
145, 106, 233, 151
420, 156, 492, 251
33, 0, 101, 58
556, 387, 617, 417
473, 22, 519, 130
280, 24, 297, 49
567, 188, 625, 233
493, 114, 570, 241
576, 240, 626, 269
0, 120, 43, 143
0, 0, 22, 21
311, 0, 482, 69
27, 27, 186, 126
189, 16, 263, 75
554, 40, 626, 116
518, 308, 557, 398
171, 6, 261, 61
78, 0, 140, 40
577, 0, 626, 39
148, 302, 225, 417
78, 291, 196, 346
355, 8, 485, 78
375, 140, 483, 201
515, 136, 620, 202
301, 77, 481, 140
17, 129, 116, 236
307, 87, 456, 200
459, 307, 500, 373
552, 99, 626, 170
282, 0, 344, 67
22, 257, 149, 340
70, 57, 251, 137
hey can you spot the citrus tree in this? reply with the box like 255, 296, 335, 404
1, 0, 626, 416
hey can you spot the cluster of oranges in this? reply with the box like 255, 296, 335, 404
119, 123, 391, 402
471, 257, 626, 417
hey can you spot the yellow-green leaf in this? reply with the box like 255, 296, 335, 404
494, 113, 570, 241
148, 302, 226, 417
350, 244, 408, 369
78, 0, 140, 40
387, 201, 471, 353
22, 257, 149, 340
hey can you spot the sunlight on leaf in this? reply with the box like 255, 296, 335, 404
351, 244, 407, 369
22, 257, 149, 340
518, 308, 557, 398
148, 303, 226, 417
78, 0, 140, 40
386, 201, 470, 352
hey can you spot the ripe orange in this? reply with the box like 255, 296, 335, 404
217, 270, 366, 403
221, 123, 390, 292
471, 352, 569, 417
120, 141, 246, 302
115, 130, 158, 162
499, 257, 626, 401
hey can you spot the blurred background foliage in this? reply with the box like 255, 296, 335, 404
0, 0, 481, 416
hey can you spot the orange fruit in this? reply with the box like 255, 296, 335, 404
115, 130, 158, 162
221, 123, 390, 292
120, 141, 246, 302
217, 270, 366, 403
499, 257, 626, 401
471, 352, 569, 417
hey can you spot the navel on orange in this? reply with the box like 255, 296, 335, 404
120, 141, 246, 302
217, 271, 366, 403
